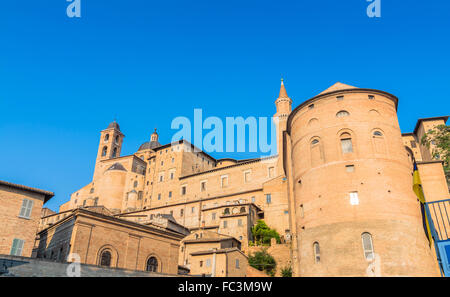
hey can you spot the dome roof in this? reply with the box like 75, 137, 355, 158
107, 121, 120, 130
138, 140, 161, 151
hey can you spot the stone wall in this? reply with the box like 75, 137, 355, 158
0, 254, 178, 277
247, 243, 291, 276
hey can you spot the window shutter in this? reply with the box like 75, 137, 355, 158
25, 200, 34, 218
19, 199, 28, 217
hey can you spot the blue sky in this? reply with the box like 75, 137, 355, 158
0, 0, 449, 211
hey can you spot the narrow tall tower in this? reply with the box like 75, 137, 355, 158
93, 120, 125, 178
274, 79, 292, 170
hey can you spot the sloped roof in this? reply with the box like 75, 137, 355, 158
106, 162, 127, 172
318, 82, 358, 95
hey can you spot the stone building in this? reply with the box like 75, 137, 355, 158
0, 180, 54, 257
37, 80, 449, 276
34, 207, 185, 274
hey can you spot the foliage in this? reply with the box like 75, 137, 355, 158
251, 220, 281, 245
248, 249, 276, 277
421, 124, 450, 187
281, 266, 292, 277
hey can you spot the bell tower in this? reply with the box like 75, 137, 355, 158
93, 120, 125, 178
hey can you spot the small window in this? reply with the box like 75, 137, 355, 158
224, 208, 230, 215
170, 172, 174, 180
368, 95, 375, 100
266, 194, 272, 204
101, 146, 108, 157
361, 233, 375, 260
238, 219, 243, 226
212, 212, 216, 220
221, 176, 228, 188
346, 165, 355, 172
180, 209, 184, 217
114, 135, 119, 144
311, 139, 319, 145
251, 196, 256, 203
191, 207, 195, 213
104, 134, 109, 142
112, 147, 118, 158
181, 186, 186, 195
410, 141, 417, 148
235, 259, 240, 268
133, 181, 138, 188
200, 261, 203, 267
19, 199, 34, 219
268, 167, 274, 178
313, 242, 320, 263
158, 194, 161, 200
350, 192, 359, 205
201, 181, 207, 192
206, 259, 211, 267
10, 239, 24, 256
223, 221, 228, 228
244, 171, 251, 183
168, 191, 172, 198
340, 133, 354, 154
336, 110, 350, 118
308, 104, 315, 109
337, 95, 344, 101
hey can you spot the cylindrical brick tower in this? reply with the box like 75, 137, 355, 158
286, 83, 439, 276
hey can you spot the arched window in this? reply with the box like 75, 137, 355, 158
115, 135, 120, 145
100, 250, 111, 267
308, 118, 319, 127
372, 130, 386, 154
313, 242, 320, 263
340, 133, 353, 154
133, 181, 138, 188
361, 233, 374, 260
240, 207, 246, 213
104, 134, 109, 142
336, 110, 350, 118
224, 208, 230, 215
112, 147, 117, 158
101, 146, 108, 157
146, 257, 158, 272
310, 138, 323, 167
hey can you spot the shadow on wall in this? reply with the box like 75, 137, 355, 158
0, 258, 29, 276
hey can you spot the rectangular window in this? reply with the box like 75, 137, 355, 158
181, 186, 186, 195
238, 219, 242, 226
201, 181, 207, 192
235, 259, 240, 268
341, 138, 353, 153
19, 199, 34, 219
170, 172, 174, 180
350, 192, 359, 205
10, 238, 24, 256
191, 207, 195, 213
168, 191, 172, 198
244, 171, 251, 183
346, 165, 355, 172
200, 261, 203, 267
158, 194, 161, 200
180, 209, 184, 217
206, 259, 211, 267
223, 221, 227, 228
221, 176, 228, 188
212, 213, 216, 220
266, 194, 272, 204
251, 196, 256, 203
410, 140, 417, 148
268, 167, 274, 178
337, 95, 344, 101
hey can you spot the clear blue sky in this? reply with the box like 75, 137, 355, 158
1, 1, 449, 211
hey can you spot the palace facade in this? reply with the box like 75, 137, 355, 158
36, 81, 449, 276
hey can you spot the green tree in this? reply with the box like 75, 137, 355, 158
281, 266, 292, 277
421, 124, 450, 188
248, 249, 276, 277
251, 220, 281, 245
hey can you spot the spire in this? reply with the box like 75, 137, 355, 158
278, 78, 289, 99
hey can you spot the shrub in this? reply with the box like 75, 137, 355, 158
281, 266, 292, 277
251, 220, 281, 245
248, 249, 276, 276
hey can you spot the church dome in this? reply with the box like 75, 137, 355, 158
138, 128, 161, 151
107, 120, 120, 130
138, 140, 161, 151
